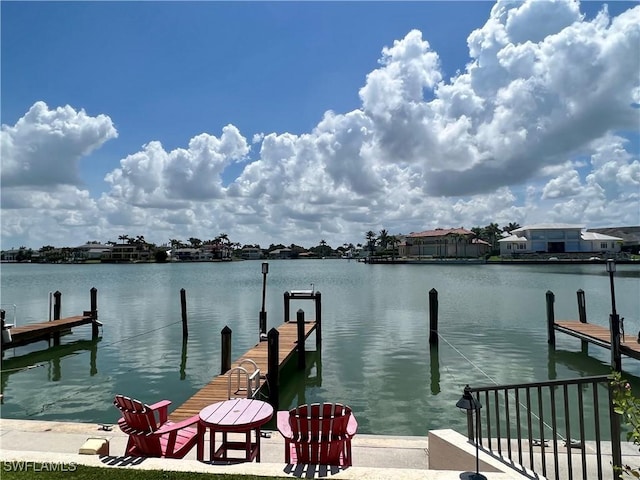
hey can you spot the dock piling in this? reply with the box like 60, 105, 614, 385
53, 291, 62, 345
267, 328, 279, 409
221, 326, 232, 374
284, 291, 290, 323
180, 288, 188, 340
429, 288, 438, 345
546, 290, 555, 346
297, 309, 306, 369
576, 289, 588, 353
314, 291, 322, 347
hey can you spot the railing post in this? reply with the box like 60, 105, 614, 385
284, 291, 290, 323
546, 291, 555, 346
221, 326, 232, 374
268, 328, 279, 410
314, 291, 322, 348
180, 288, 188, 340
297, 309, 306, 369
429, 288, 438, 345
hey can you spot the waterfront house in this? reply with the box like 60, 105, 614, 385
241, 246, 263, 260
400, 228, 490, 258
498, 223, 623, 256
72, 243, 112, 261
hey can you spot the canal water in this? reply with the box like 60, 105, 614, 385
1, 260, 639, 436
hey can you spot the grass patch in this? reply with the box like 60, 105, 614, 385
1, 463, 289, 480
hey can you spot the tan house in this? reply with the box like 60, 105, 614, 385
400, 228, 490, 258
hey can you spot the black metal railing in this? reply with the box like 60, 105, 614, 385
465, 375, 622, 480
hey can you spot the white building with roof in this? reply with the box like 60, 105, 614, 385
498, 224, 622, 256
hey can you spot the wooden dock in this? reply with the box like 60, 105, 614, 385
2, 288, 100, 350
4, 314, 101, 349
554, 320, 640, 360
169, 320, 317, 422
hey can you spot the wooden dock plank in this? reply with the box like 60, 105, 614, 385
555, 320, 640, 360
6, 315, 95, 347
169, 321, 316, 421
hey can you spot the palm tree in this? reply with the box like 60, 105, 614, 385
503, 222, 521, 233
188, 237, 202, 248
378, 229, 389, 250
118, 234, 129, 245
484, 223, 502, 252
365, 231, 376, 256
388, 235, 399, 259
319, 239, 327, 257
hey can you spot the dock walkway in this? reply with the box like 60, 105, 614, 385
4, 314, 100, 349
170, 320, 316, 422
554, 320, 640, 360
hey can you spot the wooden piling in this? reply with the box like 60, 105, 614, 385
53, 291, 62, 345
429, 288, 438, 345
314, 291, 322, 347
546, 290, 555, 346
221, 326, 232, 374
53, 291, 62, 321
268, 327, 279, 409
180, 288, 188, 340
284, 291, 291, 323
577, 289, 587, 323
297, 309, 306, 369
577, 289, 588, 353
90, 287, 98, 319
90, 288, 99, 338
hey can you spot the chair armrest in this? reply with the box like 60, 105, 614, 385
346, 414, 358, 436
149, 400, 171, 425
156, 414, 199, 434
148, 399, 172, 411
276, 411, 293, 438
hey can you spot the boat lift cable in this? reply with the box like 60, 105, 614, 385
437, 330, 567, 442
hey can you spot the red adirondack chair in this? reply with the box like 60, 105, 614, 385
277, 403, 358, 466
113, 395, 199, 459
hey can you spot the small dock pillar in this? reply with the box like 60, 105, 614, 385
267, 328, 279, 409
429, 288, 438, 345
90, 287, 99, 338
180, 288, 188, 340
314, 291, 322, 347
546, 290, 555, 346
53, 291, 62, 345
221, 326, 232, 374
576, 289, 588, 353
284, 291, 291, 323
297, 309, 306, 369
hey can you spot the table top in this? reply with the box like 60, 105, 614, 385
199, 398, 274, 431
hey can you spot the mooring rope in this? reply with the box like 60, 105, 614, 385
436, 330, 567, 443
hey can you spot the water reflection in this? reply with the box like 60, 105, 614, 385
430, 345, 441, 395
279, 350, 322, 409
1, 337, 101, 390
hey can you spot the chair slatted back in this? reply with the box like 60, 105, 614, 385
114, 394, 163, 455
289, 403, 351, 465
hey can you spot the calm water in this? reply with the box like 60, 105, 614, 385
1, 260, 639, 436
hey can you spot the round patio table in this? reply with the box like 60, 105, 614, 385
197, 398, 273, 462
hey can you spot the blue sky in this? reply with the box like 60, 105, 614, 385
2, 1, 639, 250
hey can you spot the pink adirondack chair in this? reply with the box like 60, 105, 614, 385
277, 403, 358, 466
113, 394, 199, 459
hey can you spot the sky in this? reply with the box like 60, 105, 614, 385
1, 0, 639, 251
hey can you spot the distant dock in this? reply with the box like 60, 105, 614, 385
1, 288, 101, 350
